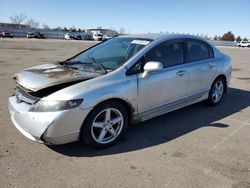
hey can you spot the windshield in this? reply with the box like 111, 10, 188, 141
68, 37, 151, 71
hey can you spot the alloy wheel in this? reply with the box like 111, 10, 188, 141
91, 108, 124, 144
212, 80, 224, 103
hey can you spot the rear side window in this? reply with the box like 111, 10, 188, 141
145, 42, 184, 68
185, 40, 213, 62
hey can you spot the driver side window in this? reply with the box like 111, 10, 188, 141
126, 41, 184, 76
144, 42, 184, 68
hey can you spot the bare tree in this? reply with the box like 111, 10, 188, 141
26, 19, 40, 28
42, 23, 50, 30
119, 27, 125, 34
10, 13, 27, 26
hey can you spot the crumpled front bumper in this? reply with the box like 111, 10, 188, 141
8, 96, 91, 145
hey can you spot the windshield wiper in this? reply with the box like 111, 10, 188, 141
59, 60, 91, 65
60, 59, 107, 74
88, 55, 107, 74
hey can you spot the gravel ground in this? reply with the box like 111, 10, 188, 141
0, 38, 249, 188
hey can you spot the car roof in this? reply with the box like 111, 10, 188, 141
118, 33, 203, 41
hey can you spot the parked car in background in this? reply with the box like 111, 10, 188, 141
26, 32, 35, 38
64, 33, 72, 40
237, 41, 250, 47
64, 33, 82, 40
93, 33, 103, 41
0, 30, 13, 38
27, 32, 45, 39
74, 35, 82, 40
102, 35, 113, 41
83, 34, 92, 40
8, 34, 231, 148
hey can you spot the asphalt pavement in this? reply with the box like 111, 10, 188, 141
0, 38, 249, 188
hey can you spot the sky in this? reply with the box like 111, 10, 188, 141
0, 0, 250, 38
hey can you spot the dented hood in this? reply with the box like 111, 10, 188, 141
14, 63, 101, 91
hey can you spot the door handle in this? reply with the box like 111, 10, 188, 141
208, 63, 215, 68
176, 70, 187, 76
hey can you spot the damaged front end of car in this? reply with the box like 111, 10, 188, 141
8, 61, 102, 144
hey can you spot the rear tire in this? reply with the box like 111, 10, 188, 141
207, 77, 226, 106
81, 101, 128, 148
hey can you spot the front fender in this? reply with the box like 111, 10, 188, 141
79, 76, 138, 112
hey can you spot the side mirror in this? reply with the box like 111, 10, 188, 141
142, 61, 163, 78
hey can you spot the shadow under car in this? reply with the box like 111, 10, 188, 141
48, 87, 250, 157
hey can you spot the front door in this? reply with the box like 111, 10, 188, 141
137, 41, 188, 119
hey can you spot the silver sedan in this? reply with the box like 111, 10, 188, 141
8, 34, 232, 148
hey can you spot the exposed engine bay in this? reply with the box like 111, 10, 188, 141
13, 62, 103, 103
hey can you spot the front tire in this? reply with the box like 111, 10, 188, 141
207, 77, 225, 106
81, 101, 128, 148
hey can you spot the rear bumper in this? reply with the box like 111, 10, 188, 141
8, 96, 91, 145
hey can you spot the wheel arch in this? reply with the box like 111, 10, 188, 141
81, 97, 135, 131
80, 97, 132, 147
96, 98, 134, 123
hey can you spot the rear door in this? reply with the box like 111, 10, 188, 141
183, 39, 216, 100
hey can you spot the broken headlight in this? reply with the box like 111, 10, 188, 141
29, 99, 83, 112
